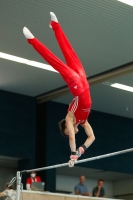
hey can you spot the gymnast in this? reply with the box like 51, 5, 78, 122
23, 12, 95, 167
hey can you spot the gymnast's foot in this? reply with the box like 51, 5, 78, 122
49, 12, 58, 28
23, 27, 34, 39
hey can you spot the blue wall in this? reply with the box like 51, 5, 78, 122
0, 90, 36, 184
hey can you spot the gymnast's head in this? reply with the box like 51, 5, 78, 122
58, 119, 69, 138
58, 119, 78, 137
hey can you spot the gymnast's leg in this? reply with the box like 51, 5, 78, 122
23, 27, 75, 83
50, 12, 86, 77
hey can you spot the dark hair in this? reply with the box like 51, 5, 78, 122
98, 179, 104, 183
58, 119, 69, 138
5, 183, 14, 189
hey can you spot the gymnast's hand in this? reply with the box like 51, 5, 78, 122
77, 144, 87, 158
68, 159, 75, 167
68, 153, 78, 167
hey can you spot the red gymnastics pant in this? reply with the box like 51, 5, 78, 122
27, 21, 88, 95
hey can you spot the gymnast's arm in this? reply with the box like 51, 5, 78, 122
65, 112, 76, 152
80, 121, 95, 148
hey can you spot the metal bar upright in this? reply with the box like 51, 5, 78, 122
16, 171, 21, 200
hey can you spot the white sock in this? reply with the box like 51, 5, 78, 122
23, 27, 34, 39
50, 12, 58, 23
